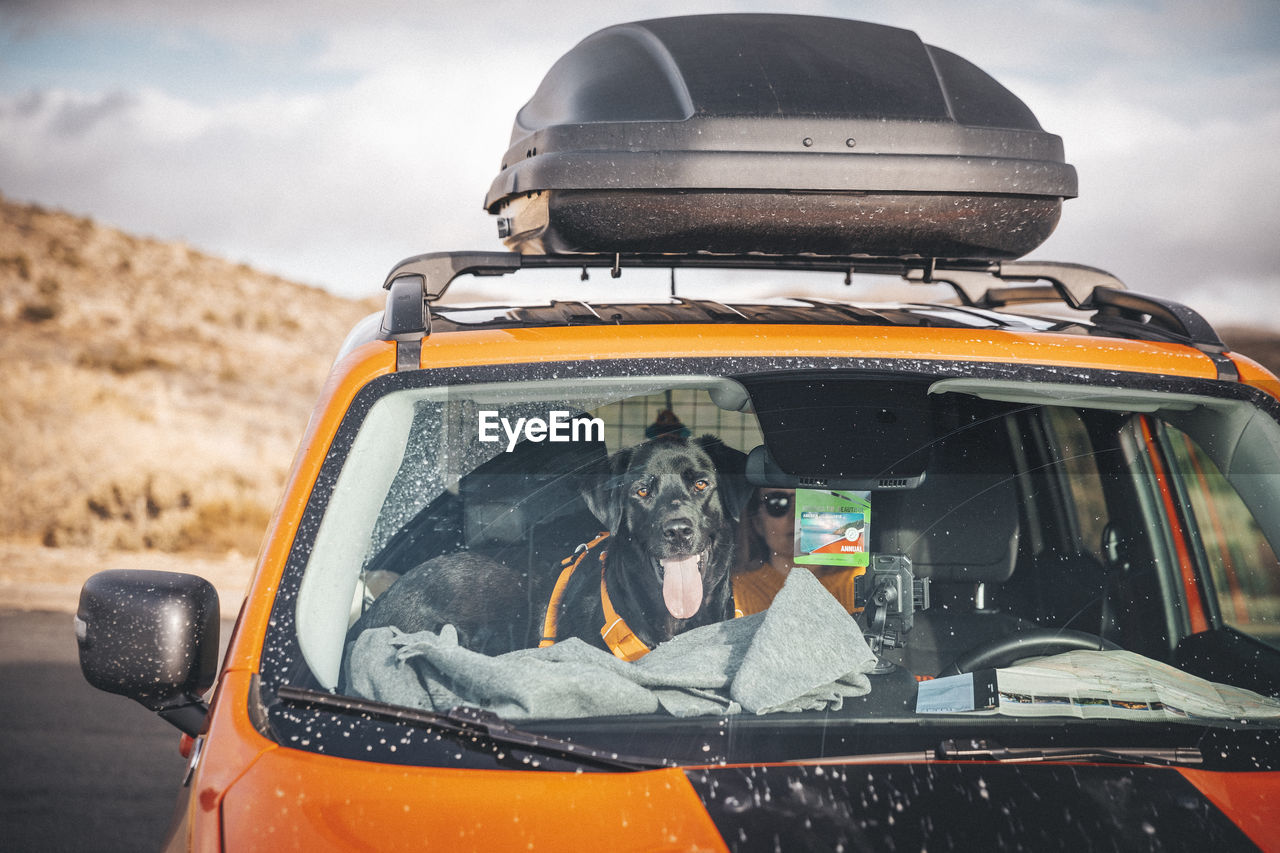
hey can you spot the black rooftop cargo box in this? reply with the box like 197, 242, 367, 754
485, 14, 1077, 259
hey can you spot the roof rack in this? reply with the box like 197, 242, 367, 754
918, 260, 1226, 354
378, 252, 1227, 362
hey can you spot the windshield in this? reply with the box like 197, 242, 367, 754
264, 360, 1280, 769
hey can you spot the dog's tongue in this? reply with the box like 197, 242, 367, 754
662, 554, 703, 620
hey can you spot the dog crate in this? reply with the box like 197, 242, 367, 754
485, 14, 1077, 260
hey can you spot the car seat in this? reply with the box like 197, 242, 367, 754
457, 436, 608, 613
874, 412, 1038, 675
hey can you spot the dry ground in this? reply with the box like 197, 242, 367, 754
0, 193, 379, 555
0, 541, 251, 619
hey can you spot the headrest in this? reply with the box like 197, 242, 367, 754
460, 430, 608, 546
876, 417, 1020, 583
464, 501, 527, 546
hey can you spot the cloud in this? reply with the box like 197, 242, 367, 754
1018, 62, 1280, 307
0, 73, 503, 291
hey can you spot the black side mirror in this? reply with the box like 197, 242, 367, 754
75, 570, 220, 736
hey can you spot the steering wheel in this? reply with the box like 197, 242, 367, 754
936, 629, 1120, 678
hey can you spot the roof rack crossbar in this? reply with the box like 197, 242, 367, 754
377, 251, 1226, 358
931, 261, 1225, 354
973, 284, 1063, 308
381, 251, 995, 302
989, 261, 1126, 308
916, 260, 1125, 309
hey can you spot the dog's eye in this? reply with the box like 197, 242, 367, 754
694, 479, 710, 492
635, 485, 650, 498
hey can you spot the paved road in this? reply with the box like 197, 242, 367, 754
0, 609, 231, 852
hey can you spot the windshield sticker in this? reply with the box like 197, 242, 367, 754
477, 410, 604, 452
794, 489, 871, 567
916, 671, 1000, 714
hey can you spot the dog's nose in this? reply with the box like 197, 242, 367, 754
662, 518, 694, 545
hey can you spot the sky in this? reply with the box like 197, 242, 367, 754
1, 0, 1279, 328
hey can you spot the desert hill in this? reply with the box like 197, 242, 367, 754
0, 193, 380, 558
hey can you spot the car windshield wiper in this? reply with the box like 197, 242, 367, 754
935, 737, 1203, 767
275, 685, 669, 772
790, 737, 1205, 767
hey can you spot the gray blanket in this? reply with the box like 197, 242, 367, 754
343, 567, 878, 720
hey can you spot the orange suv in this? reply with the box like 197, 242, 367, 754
77, 14, 1280, 850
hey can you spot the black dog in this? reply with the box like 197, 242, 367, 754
546, 434, 742, 657
344, 435, 743, 664
347, 551, 530, 657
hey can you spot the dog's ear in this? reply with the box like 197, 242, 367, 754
580, 447, 633, 532
695, 434, 749, 523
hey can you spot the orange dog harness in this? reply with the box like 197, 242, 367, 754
540, 533, 742, 662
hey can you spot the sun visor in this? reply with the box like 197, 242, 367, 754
741, 373, 936, 485
486, 14, 1077, 259
746, 445, 926, 492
